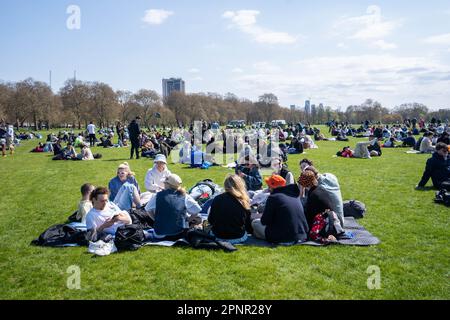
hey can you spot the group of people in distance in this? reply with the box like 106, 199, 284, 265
74, 152, 347, 246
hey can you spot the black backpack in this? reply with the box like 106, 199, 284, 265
435, 189, 450, 206
343, 200, 366, 219
31, 224, 87, 247
114, 224, 145, 252
128, 208, 154, 229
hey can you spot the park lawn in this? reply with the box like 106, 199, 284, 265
0, 130, 448, 300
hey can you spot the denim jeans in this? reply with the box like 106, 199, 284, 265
210, 231, 248, 244
113, 182, 136, 211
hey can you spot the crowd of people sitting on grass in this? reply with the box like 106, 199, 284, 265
335, 122, 450, 158
70, 151, 353, 247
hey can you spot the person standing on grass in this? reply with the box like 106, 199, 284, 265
416, 142, 450, 190
87, 121, 96, 147
128, 116, 141, 160
252, 175, 309, 245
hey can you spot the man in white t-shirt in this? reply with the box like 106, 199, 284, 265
86, 187, 132, 237
87, 121, 96, 147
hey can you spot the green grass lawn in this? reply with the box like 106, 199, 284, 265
0, 129, 448, 300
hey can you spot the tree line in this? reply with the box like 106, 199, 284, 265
0, 78, 448, 130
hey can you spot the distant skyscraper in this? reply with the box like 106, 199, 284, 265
290, 104, 296, 111
162, 78, 185, 99
304, 100, 310, 115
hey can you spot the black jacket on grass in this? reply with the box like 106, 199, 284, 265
261, 184, 309, 243
208, 192, 252, 239
418, 152, 450, 189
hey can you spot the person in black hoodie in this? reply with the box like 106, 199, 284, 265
252, 175, 309, 244
128, 116, 141, 159
208, 175, 252, 244
299, 170, 335, 228
416, 142, 450, 189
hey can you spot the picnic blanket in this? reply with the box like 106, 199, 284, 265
36, 217, 380, 249
143, 217, 380, 248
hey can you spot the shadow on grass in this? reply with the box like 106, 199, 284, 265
414, 186, 436, 191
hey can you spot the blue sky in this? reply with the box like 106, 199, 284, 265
1, 0, 449, 110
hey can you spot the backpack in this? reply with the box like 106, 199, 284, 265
440, 180, 450, 192
189, 179, 221, 205
128, 208, 154, 229
31, 224, 87, 247
435, 189, 450, 206
343, 200, 366, 219
309, 210, 345, 244
114, 224, 145, 252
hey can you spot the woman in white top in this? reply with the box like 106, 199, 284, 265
420, 132, 435, 153
144, 154, 172, 192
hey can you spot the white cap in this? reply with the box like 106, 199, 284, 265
154, 154, 167, 164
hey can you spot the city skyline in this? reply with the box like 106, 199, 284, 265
1, 0, 449, 110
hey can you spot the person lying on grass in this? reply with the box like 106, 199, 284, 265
86, 187, 132, 239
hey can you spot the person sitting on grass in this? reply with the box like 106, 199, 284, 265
251, 175, 309, 245
235, 155, 263, 192
108, 162, 140, 202
78, 143, 95, 160
207, 175, 253, 244
86, 187, 132, 238
63, 142, 78, 160
144, 174, 202, 241
76, 183, 95, 224
144, 154, 172, 193
108, 162, 142, 210
299, 169, 345, 229
420, 131, 435, 153
402, 132, 417, 148
271, 157, 295, 185
416, 142, 450, 190
383, 137, 397, 148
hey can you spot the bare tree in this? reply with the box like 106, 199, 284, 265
132, 89, 161, 129
60, 79, 90, 129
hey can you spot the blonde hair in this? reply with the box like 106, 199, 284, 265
224, 175, 251, 210
117, 162, 135, 177
164, 182, 186, 195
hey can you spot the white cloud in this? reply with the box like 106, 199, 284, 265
142, 9, 174, 25
372, 40, 397, 50
231, 55, 450, 109
423, 33, 450, 45
337, 42, 348, 49
190, 76, 203, 81
188, 68, 200, 73
222, 10, 298, 44
231, 68, 244, 73
253, 61, 281, 73
334, 5, 401, 49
